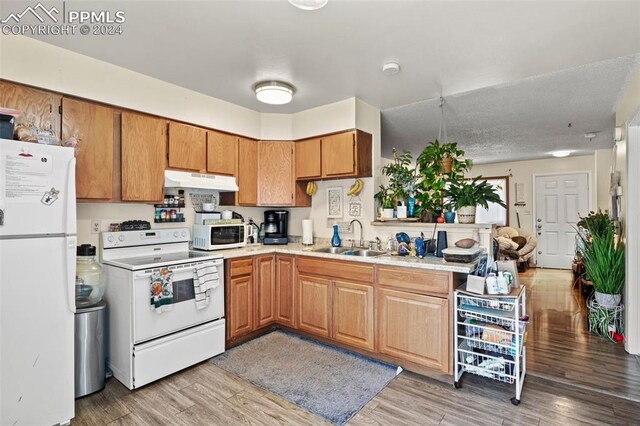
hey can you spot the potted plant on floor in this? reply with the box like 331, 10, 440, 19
444, 176, 506, 224
577, 210, 624, 308
416, 140, 471, 222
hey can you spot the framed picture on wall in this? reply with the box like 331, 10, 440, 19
327, 187, 343, 218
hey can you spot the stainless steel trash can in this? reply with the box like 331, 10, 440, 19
74, 301, 106, 398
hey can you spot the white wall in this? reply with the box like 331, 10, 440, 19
594, 148, 615, 212
0, 35, 262, 138
470, 155, 596, 232
616, 68, 640, 355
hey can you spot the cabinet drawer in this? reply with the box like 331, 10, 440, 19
297, 257, 374, 283
376, 266, 450, 295
228, 258, 253, 277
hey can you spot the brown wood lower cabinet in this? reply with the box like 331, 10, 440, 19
275, 255, 295, 326
226, 258, 254, 340
254, 255, 276, 328
297, 274, 332, 337
333, 280, 374, 351
377, 287, 450, 372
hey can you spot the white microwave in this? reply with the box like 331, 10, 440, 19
192, 223, 251, 251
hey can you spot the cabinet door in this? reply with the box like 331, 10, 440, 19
168, 122, 206, 171
322, 132, 355, 177
258, 141, 293, 206
377, 288, 449, 372
61, 98, 114, 199
297, 274, 331, 337
255, 255, 276, 328
207, 130, 237, 176
276, 255, 295, 327
121, 112, 167, 202
333, 280, 374, 351
237, 138, 258, 205
295, 138, 321, 179
228, 275, 254, 339
0, 81, 62, 140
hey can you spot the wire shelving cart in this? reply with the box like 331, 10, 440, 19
453, 284, 527, 405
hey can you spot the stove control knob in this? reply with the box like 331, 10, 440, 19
118, 235, 125, 242
173, 231, 179, 238
181, 231, 187, 238
107, 236, 114, 242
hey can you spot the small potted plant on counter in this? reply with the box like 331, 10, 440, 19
375, 185, 396, 219
444, 176, 506, 224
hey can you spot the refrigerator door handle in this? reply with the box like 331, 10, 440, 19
65, 157, 77, 235
66, 236, 77, 313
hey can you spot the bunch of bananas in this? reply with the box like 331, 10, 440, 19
305, 181, 318, 196
347, 178, 364, 196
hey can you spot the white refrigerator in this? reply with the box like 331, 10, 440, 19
0, 138, 76, 425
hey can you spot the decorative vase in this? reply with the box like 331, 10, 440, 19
458, 205, 477, 224
331, 224, 341, 247
444, 211, 456, 223
407, 196, 415, 217
595, 291, 622, 309
382, 208, 394, 219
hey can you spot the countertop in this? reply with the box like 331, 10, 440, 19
198, 243, 476, 273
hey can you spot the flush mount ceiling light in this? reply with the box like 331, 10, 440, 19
288, 0, 328, 10
253, 81, 295, 105
552, 150, 571, 158
382, 62, 401, 76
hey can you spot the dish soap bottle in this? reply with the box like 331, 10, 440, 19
331, 224, 341, 247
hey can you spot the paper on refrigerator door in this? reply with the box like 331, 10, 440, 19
3, 148, 53, 202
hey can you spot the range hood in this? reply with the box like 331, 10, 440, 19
164, 170, 239, 191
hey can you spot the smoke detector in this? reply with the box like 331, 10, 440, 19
382, 62, 401, 76
584, 132, 598, 141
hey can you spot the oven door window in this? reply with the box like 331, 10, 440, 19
172, 277, 195, 304
210, 226, 243, 245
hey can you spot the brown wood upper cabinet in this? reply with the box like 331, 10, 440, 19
295, 137, 321, 179
167, 121, 206, 172
0, 81, 62, 140
61, 98, 114, 200
207, 130, 237, 176
259, 141, 295, 205
321, 130, 372, 178
295, 130, 372, 181
238, 137, 258, 205
121, 112, 167, 202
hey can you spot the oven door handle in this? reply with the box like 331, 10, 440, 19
133, 262, 221, 279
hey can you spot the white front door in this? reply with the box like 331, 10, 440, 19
535, 173, 590, 269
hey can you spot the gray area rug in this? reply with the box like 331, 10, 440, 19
211, 331, 400, 425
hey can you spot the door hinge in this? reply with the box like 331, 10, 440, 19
56, 105, 60, 114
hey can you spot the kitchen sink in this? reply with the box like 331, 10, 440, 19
312, 247, 351, 254
344, 249, 387, 257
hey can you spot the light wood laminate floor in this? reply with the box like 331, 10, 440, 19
73, 269, 640, 425
522, 268, 640, 402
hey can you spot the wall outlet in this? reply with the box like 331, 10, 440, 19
91, 220, 101, 234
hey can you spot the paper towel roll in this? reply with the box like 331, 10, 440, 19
302, 219, 313, 245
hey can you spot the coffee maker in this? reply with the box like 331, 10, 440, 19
263, 210, 288, 245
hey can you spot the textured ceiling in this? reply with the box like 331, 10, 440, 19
381, 55, 640, 164
4, 0, 639, 163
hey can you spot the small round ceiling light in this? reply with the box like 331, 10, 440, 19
382, 62, 401, 76
288, 0, 328, 10
253, 81, 295, 105
551, 150, 571, 158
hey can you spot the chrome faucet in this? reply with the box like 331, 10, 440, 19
350, 219, 364, 248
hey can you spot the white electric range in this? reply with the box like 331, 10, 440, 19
100, 227, 225, 389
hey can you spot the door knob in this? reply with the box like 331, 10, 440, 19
537, 224, 542, 229
537, 219, 542, 222
538, 251, 542, 255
